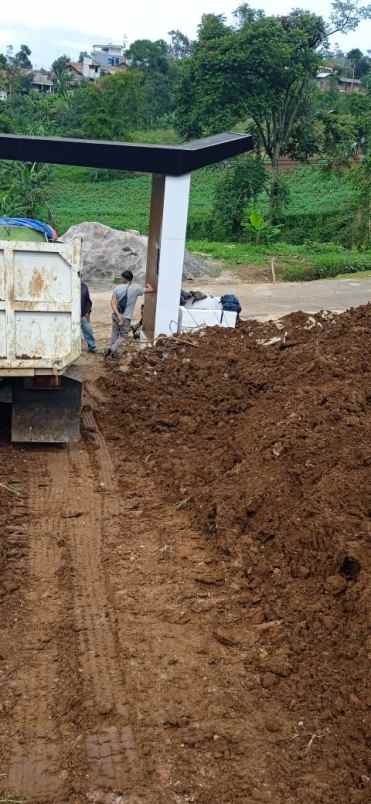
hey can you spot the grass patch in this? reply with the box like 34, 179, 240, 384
335, 270, 371, 280
48, 163, 220, 237
49, 166, 152, 234
130, 128, 181, 144
187, 240, 371, 281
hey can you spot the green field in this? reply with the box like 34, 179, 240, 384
48, 164, 218, 236
48, 158, 370, 281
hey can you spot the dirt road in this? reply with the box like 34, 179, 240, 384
0, 304, 370, 803
0, 411, 148, 802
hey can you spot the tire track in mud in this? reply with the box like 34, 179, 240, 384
4, 424, 146, 803
62, 435, 144, 799
6, 451, 67, 802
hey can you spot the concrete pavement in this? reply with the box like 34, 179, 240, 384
185, 276, 371, 321
90, 276, 371, 331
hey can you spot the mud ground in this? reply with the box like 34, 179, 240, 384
0, 305, 370, 803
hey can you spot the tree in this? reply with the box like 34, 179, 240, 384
126, 38, 178, 126
176, 10, 324, 217
175, 0, 371, 219
60, 71, 144, 140
329, 0, 371, 34
321, 111, 358, 167
13, 44, 32, 69
175, 16, 241, 138
52, 55, 71, 98
285, 91, 323, 161
126, 39, 170, 73
351, 154, 371, 247
212, 155, 267, 239
233, 3, 265, 26
346, 47, 370, 77
168, 30, 192, 60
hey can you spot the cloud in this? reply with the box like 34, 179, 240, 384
0, 1, 369, 68
0, 25, 105, 67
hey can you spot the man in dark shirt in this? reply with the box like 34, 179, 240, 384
81, 280, 97, 353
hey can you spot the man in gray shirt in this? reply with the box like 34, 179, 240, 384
105, 270, 154, 358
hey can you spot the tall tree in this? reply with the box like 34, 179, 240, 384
60, 71, 144, 140
126, 39, 170, 73
126, 38, 177, 126
13, 44, 32, 69
346, 47, 371, 77
52, 55, 72, 98
175, 0, 371, 218
168, 30, 193, 60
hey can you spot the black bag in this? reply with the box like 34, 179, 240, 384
180, 290, 192, 306
220, 294, 241, 323
117, 288, 128, 315
220, 294, 241, 314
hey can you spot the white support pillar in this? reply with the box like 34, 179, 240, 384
143, 173, 191, 340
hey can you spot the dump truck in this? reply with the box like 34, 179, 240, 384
0, 236, 82, 443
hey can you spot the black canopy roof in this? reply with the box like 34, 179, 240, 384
0, 131, 254, 176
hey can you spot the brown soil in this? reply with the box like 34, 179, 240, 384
0, 306, 370, 803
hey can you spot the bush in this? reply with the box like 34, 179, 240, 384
281, 251, 371, 281
281, 210, 354, 246
312, 252, 371, 277
302, 240, 347, 253
281, 264, 316, 281
0, 160, 52, 219
187, 212, 215, 240
212, 156, 268, 240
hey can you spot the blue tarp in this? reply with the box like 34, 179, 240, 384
0, 217, 56, 241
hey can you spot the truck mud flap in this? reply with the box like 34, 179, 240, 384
0, 381, 13, 404
11, 376, 82, 444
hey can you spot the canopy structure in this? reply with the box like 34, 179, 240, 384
0, 132, 254, 176
0, 132, 255, 338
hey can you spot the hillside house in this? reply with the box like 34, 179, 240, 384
70, 45, 127, 83
31, 70, 54, 93
92, 43, 126, 71
338, 76, 364, 93
316, 70, 364, 94
80, 56, 102, 81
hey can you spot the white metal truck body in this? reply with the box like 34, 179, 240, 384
0, 239, 81, 376
0, 238, 82, 443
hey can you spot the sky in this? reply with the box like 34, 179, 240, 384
0, 0, 370, 68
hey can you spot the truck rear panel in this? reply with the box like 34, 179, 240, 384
0, 239, 81, 375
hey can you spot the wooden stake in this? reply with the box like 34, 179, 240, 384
271, 257, 276, 283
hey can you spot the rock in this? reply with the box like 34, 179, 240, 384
264, 715, 282, 733
61, 222, 208, 283
213, 627, 241, 647
297, 565, 310, 579
194, 570, 225, 585
260, 649, 292, 677
326, 575, 348, 595
1, 579, 20, 594
261, 672, 279, 689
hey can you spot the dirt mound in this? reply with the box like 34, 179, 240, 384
98, 305, 371, 803
61, 221, 208, 282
